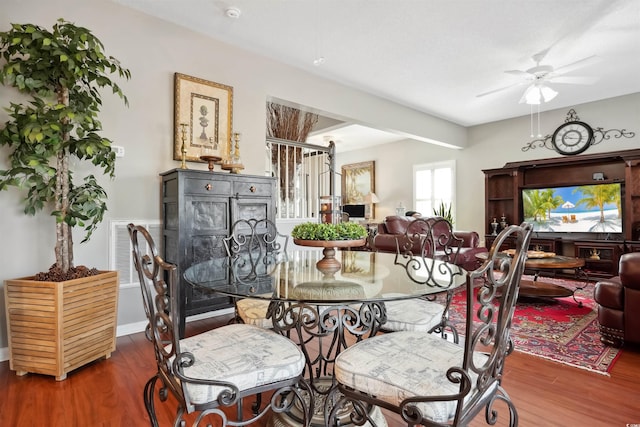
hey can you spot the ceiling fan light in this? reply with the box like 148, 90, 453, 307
521, 84, 557, 105
522, 85, 542, 105
540, 85, 558, 102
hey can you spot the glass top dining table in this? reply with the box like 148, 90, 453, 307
184, 248, 468, 427
183, 249, 468, 304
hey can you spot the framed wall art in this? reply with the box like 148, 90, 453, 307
174, 73, 233, 162
341, 160, 375, 217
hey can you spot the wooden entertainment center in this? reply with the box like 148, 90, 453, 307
483, 148, 640, 278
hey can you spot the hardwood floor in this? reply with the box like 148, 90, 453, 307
2, 313, 639, 426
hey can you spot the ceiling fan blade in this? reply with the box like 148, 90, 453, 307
553, 55, 599, 74
531, 48, 551, 64
548, 75, 598, 85
476, 81, 525, 98
504, 70, 531, 77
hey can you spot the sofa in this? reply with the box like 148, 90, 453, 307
593, 252, 640, 346
371, 215, 487, 271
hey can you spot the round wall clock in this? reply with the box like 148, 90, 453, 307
551, 121, 594, 155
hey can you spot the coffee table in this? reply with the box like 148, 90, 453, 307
476, 252, 589, 306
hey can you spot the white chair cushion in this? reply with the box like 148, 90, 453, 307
178, 323, 305, 405
382, 293, 444, 332
334, 330, 490, 424
236, 298, 272, 329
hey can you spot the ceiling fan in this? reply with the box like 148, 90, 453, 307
477, 50, 599, 104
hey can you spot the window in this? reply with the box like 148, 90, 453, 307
413, 160, 455, 219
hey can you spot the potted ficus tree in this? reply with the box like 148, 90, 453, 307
0, 19, 130, 380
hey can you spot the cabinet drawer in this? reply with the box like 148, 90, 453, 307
233, 180, 272, 197
184, 177, 231, 195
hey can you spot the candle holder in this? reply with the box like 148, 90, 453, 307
179, 123, 188, 169
199, 155, 222, 171
221, 131, 245, 174
199, 137, 221, 172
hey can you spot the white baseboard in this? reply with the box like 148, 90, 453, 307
0, 307, 235, 363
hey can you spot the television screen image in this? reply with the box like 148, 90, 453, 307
521, 183, 622, 233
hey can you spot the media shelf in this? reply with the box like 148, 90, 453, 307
485, 235, 561, 254
573, 240, 624, 278
484, 149, 640, 279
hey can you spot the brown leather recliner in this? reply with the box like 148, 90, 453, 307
594, 252, 640, 346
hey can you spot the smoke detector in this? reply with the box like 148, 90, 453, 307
225, 7, 241, 19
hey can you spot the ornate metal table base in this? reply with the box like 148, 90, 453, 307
268, 302, 387, 427
268, 379, 387, 427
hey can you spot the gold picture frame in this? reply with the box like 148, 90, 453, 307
341, 160, 375, 218
174, 73, 233, 162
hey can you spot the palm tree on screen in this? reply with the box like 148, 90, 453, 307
574, 184, 620, 222
540, 189, 564, 221
523, 189, 549, 222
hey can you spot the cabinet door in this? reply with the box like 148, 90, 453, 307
184, 195, 231, 310
231, 197, 273, 224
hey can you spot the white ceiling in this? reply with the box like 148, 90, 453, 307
114, 0, 640, 148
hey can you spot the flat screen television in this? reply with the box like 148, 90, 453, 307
521, 182, 622, 233
342, 204, 366, 219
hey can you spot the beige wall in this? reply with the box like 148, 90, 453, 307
0, 0, 638, 355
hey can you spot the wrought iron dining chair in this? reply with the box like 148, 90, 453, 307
128, 223, 312, 427
327, 222, 533, 427
380, 217, 464, 342
223, 218, 288, 327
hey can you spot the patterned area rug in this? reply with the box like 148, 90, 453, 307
447, 275, 622, 375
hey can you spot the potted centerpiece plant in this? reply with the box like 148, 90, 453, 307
291, 221, 368, 242
0, 19, 131, 380
291, 222, 368, 273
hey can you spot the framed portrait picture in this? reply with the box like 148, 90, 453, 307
174, 73, 233, 162
341, 160, 375, 218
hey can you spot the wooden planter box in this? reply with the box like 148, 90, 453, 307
4, 270, 119, 381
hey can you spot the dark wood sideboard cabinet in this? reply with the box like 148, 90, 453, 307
161, 169, 276, 337
483, 149, 640, 278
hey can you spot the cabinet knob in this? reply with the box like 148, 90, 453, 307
205, 183, 212, 191
249, 185, 256, 193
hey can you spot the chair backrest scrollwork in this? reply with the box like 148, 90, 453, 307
127, 223, 187, 408
223, 218, 288, 285
223, 218, 288, 257
393, 217, 465, 288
